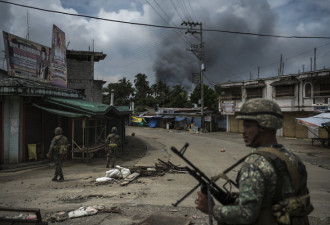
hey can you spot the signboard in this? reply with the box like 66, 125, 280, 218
192, 73, 200, 85
49, 24, 67, 87
219, 100, 235, 115
204, 116, 211, 122
3, 31, 51, 82
313, 106, 328, 113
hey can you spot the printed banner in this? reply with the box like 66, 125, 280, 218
49, 24, 67, 87
219, 100, 236, 115
3, 31, 51, 82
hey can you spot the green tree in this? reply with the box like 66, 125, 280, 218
167, 84, 191, 108
103, 77, 134, 105
134, 73, 152, 106
151, 80, 170, 107
190, 84, 218, 110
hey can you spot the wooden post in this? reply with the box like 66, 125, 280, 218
95, 119, 97, 145
82, 119, 86, 156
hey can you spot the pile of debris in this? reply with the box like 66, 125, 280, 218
95, 160, 187, 186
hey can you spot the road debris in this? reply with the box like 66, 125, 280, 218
50, 211, 68, 222
68, 206, 98, 219
120, 172, 140, 186
156, 159, 187, 173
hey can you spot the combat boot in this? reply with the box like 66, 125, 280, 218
58, 176, 64, 182
52, 176, 58, 181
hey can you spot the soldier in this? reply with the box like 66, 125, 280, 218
195, 98, 313, 225
105, 127, 121, 168
46, 127, 68, 182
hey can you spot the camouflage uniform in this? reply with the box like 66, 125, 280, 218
48, 127, 68, 182
212, 99, 312, 225
105, 127, 121, 168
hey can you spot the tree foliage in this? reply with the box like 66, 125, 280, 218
103, 77, 134, 106
133, 73, 152, 106
190, 84, 218, 110
151, 80, 170, 107
167, 84, 191, 108
102, 74, 218, 110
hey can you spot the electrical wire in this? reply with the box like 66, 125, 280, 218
1, 0, 330, 39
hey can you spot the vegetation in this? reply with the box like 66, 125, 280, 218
103, 73, 217, 110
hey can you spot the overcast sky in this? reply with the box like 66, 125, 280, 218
1, 0, 330, 90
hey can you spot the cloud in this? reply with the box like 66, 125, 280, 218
1, 0, 330, 90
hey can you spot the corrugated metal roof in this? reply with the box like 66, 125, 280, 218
33, 103, 88, 118
42, 97, 130, 116
43, 97, 109, 115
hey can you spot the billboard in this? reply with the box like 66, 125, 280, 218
49, 24, 67, 87
3, 31, 51, 82
219, 100, 236, 115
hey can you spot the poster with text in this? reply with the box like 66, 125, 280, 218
219, 100, 236, 115
3, 31, 51, 82
49, 24, 67, 87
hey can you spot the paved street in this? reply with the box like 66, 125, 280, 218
0, 126, 329, 225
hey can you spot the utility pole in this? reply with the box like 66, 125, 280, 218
182, 21, 204, 132
26, 10, 30, 40
314, 48, 316, 71
279, 54, 282, 76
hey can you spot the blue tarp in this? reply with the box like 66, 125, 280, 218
193, 117, 201, 127
174, 117, 186, 122
148, 118, 159, 128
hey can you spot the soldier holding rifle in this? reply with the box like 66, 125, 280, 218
195, 99, 313, 225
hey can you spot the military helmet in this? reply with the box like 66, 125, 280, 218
111, 127, 117, 134
54, 127, 63, 135
236, 98, 283, 130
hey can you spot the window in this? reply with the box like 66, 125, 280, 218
219, 87, 242, 100
304, 83, 311, 97
275, 85, 294, 97
319, 83, 330, 96
231, 87, 242, 100
246, 87, 263, 99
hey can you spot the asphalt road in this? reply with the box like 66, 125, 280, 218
0, 126, 329, 225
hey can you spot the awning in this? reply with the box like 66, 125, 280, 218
296, 113, 330, 128
42, 97, 130, 116
33, 103, 88, 118
271, 77, 300, 86
243, 82, 265, 89
174, 117, 186, 122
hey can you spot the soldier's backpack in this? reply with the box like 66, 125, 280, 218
254, 147, 314, 225
55, 135, 68, 155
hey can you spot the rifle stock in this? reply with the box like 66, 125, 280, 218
171, 143, 237, 206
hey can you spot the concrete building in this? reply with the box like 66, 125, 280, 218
66, 50, 106, 103
215, 69, 330, 139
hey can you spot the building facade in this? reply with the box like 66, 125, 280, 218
0, 70, 130, 166
215, 69, 330, 139
66, 50, 106, 103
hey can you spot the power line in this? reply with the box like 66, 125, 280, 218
1, 0, 330, 39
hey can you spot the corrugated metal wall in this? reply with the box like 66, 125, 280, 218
283, 112, 309, 138
229, 115, 243, 133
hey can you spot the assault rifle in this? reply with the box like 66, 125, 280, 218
171, 143, 238, 207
